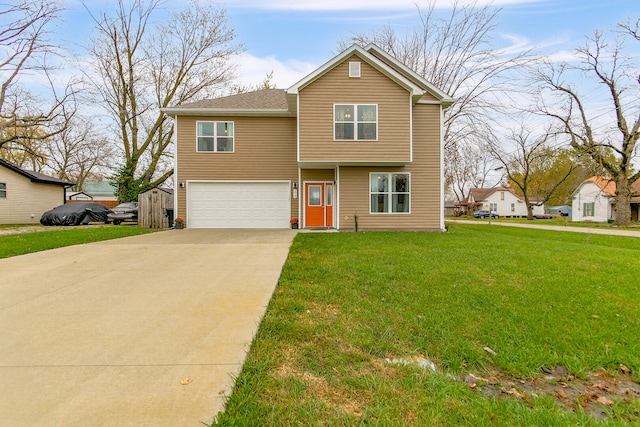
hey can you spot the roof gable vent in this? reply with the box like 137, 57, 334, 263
349, 61, 361, 78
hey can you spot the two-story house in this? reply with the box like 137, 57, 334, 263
162, 44, 454, 230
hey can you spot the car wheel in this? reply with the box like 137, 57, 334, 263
114, 220, 121, 225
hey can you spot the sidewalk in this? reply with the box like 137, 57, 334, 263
447, 219, 640, 238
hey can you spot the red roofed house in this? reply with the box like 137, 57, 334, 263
571, 176, 640, 223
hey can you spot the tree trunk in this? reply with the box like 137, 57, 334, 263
614, 175, 632, 226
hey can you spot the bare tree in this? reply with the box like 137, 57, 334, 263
0, 1, 76, 153
340, 0, 533, 155
533, 20, 640, 225
85, 0, 242, 202
444, 140, 494, 201
487, 127, 577, 220
45, 116, 116, 190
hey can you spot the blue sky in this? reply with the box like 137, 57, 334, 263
59, 0, 638, 89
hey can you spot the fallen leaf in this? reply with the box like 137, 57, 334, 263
469, 383, 477, 389
180, 378, 192, 385
218, 390, 226, 395
596, 396, 614, 406
620, 364, 632, 374
483, 346, 497, 356
592, 314, 600, 319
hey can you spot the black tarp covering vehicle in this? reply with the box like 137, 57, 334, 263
40, 202, 112, 226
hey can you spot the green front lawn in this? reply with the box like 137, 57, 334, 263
214, 224, 640, 426
0, 226, 157, 258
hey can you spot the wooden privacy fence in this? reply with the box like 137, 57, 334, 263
138, 188, 174, 229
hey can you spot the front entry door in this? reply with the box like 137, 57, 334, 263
305, 183, 333, 227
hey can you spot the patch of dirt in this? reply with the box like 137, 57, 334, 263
461, 365, 640, 420
273, 363, 367, 418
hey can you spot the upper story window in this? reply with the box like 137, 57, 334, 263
196, 121, 234, 152
349, 61, 361, 78
0, 182, 5, 198
334, 104, 377, 141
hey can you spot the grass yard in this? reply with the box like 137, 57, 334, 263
0, 226, 157, 258
214, 224, 640, 426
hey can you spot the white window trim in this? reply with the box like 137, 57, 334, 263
334, 104, 378, 141
196, 120, 235, 153
349, 61, 361, 78
369, 172, 411, 214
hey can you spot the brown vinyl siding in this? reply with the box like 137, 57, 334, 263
175, 116, 298, 222
301, 169, 335, 182
338, 103, 442, 230
299, 55, 411, 162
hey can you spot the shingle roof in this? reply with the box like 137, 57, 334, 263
466, 187, 520, 203
0, 158, 74, 186
177, 89, 288, 111
584, 176, 640, 202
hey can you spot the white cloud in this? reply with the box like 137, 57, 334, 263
231, 52, 319, 88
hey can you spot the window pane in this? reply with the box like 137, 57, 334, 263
358, 123, 376, 140
0, 182, 5, 198
335, 123, 354, 140
393, 174, 409, 192
358, 105, 376, 122
217, 137, 233, 152
308, 186, 321, 206
197, 137, 214, 151
335, 105, 354, 122
197, 122, 214, 136
370, 174, 388, 192
326, 185, 332, 206
217, 122, 233, 137
392, 194, 409, 212
371, 194, 388, 213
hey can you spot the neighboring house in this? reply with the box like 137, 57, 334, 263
459, 187, 545, 218
572, 176, 640, 223
0, 158, 74, 224
162, 44, 454, 230
68, 181, 119, 208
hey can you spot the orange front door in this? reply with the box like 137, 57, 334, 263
305, 183, 333, 228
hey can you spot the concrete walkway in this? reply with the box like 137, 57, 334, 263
447, 219, 640, 238
0, 229, 296, 426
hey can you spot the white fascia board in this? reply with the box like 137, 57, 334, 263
161, 108, 295, 117
366, 44, 456, 108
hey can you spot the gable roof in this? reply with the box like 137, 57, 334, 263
577, 176, 640, 201
162, 45, 454, 117
286, 44, 454, 107
465, 187, 521, 203
0, 158, 73, 187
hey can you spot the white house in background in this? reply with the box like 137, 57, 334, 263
461, 187, 545, 217
572, 176, 640, 223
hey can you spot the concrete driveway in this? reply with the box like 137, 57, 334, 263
0, 229, 296, 426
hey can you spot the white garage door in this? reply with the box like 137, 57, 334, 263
187, 181, 291, 228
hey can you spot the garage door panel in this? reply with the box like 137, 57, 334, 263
188, 182, 290, 228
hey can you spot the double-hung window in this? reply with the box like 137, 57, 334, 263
334, 104, 377, 141
0, 182, 5, 198
370, 173, 410, 213
583, 202, 595, 217
197, 121, 234, 152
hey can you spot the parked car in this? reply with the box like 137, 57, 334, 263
108, 202, 139, 225
40, 202, 112, 226
474, 210, 498, 219
533, 213, 554, 219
